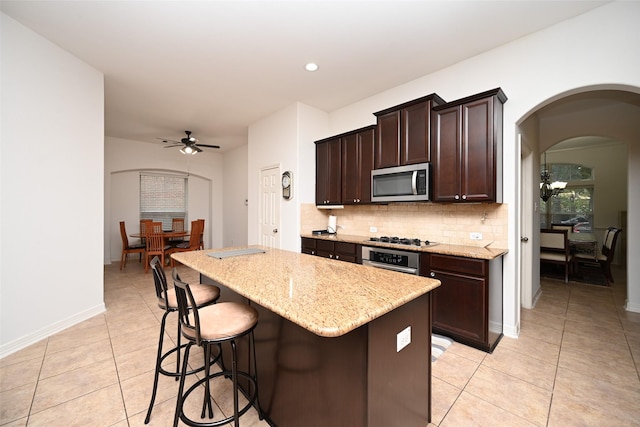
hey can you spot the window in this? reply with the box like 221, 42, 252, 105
540, 163, 594, 231
140, 173, 187, 229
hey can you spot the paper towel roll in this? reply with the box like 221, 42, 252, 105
327, 215, 337, 234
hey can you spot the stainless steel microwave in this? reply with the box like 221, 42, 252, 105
371, 163, 430, 202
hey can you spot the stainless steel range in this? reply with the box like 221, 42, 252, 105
361, 236, 435, 275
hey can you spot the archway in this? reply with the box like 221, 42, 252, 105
518, 87, 640, 314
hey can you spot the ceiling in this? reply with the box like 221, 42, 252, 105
1, 0, 609, 153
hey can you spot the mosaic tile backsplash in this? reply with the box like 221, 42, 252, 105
301, 203, 508, 249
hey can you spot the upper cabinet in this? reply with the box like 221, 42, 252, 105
342, 126, 376, 204
315, 137, 342, 206
374, 94, 445, 169
316, 125, 376, 206
431, 88, 507, 203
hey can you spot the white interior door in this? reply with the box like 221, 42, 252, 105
259, 166, 280, 248
520, 137, 534, 309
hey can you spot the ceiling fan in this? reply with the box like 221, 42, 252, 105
157, 130, 220, 155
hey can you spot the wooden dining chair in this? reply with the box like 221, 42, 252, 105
170, 218, 186, 246
540, 228, 573, 283
197, 218, 205, 250
574, 227, 622, 286
169, 219, 203, 267
551, 223, 573, 233
119, 221, 146, 270
145, 221, 171, 273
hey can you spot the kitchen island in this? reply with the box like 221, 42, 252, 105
171, 247, 440, 427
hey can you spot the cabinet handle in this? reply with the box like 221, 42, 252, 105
329, 254, 333, 258
462, 194, 467, 200
430, 272, 436, 277
336, 255, 340, 259
312, 250, 316, 255
455, 195, 460, 200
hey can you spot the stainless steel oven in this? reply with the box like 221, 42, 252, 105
361, 245, 420, 275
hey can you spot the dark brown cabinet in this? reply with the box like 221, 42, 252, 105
301, 237, 317, 255
426, 253, 503, 352
342, 126, 375, 204
301, 238, 359, 264
315, 137, 342, 206
431, 88, 507, 203
374, 94, 445, 169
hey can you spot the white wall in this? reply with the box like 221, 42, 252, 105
247, 103, 328, 252
104, 136, 224, 262
223, 144, 249, 247
247, 1, 640, 337
1, 13, 105, 356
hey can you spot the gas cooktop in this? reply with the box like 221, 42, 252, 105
366, 236, 431, 247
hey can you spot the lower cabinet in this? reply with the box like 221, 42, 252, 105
301, 237, 359, 263
425, 253, 503, 352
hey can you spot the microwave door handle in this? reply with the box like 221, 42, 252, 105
411, 171, 418, 195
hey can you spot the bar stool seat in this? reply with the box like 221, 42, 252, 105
144, 257, 220, 424
172, 269, 262, 427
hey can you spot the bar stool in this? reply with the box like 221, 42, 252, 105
144, 257, 220, 424
172, 268, 262, 427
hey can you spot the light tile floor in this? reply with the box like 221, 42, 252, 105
1, 262, 638, 426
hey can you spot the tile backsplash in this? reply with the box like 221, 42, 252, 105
301, 203, 508, 249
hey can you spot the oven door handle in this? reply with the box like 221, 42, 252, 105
362, 259, 418, 275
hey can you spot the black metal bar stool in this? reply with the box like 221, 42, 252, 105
144, 256, 220, 424
172, 268, 263, 427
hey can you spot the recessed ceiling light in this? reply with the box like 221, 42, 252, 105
305, 62, 319, 72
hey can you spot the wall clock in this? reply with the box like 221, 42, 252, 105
282, 171, 292, 200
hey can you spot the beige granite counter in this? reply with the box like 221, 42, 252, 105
301, 233, 508, 260
172, 246, 440, 338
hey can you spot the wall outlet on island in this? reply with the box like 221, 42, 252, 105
370, 226, 378, 233
470, 232, 483, 240
397, 326, 411, 352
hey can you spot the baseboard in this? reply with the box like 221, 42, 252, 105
625, 300, 640, 313
0, 303, 106, 359
503, 322, 520, 339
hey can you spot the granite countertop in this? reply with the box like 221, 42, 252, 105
301, 233, 508, 260
171, 246, 440, 338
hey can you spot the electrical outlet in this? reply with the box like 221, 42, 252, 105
470, 232, 483, 240
370, 226, 378, 233
397, 326, 411, 352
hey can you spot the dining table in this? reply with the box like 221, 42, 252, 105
568, 232, 598, 259
130, 229, 191, 244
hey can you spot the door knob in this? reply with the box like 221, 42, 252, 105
521, 236, 529, 242
273, 228, 278, 233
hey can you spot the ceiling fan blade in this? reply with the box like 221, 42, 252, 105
157, 137, 181, 144
193, 146, 203, 153
197, 144, 221, 149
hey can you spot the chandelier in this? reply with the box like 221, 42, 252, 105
540, 152, 567, 202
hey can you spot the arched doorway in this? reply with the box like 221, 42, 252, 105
518, 87, 640, 314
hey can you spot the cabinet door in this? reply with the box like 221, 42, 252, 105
402, 101, 431, 165
375, 110, 401, 169
431, 105, 462, 202
316, 239, 334, 259
316, 138, 342, 205
341, 133, 359, 204
301, 238, 317, 255
357, 128, 375, 203
334, 242, 359, 263
342, 129, 375, 204
431, 270, 487, 344
462, 97, 495, 202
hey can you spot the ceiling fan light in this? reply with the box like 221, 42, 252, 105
180, 146, 197, 155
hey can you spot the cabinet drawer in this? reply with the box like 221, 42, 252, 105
430, 254, 486, 277
335, 241, 357, 256
316, 240, 334, 252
